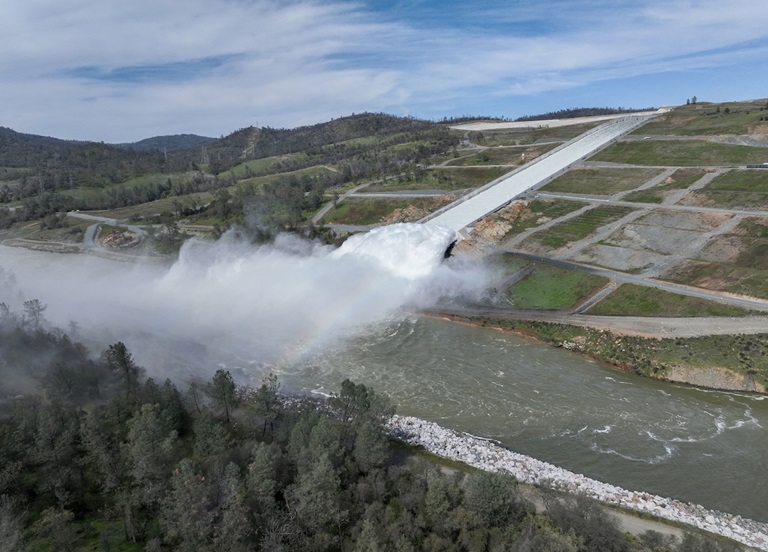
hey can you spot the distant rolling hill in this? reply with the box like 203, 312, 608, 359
114, 134, 215, 152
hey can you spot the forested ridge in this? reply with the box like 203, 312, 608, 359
0, 301, 743, 551
113, 134, 215, 153
0, 108, 647, 239
0, 113, 456, 233
515, 107, 656, 122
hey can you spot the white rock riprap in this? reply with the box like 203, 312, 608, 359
386, 415, 768, 551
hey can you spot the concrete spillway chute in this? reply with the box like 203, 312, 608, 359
422, 114, 656, 237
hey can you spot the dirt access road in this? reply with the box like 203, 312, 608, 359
427, 305, 768, 339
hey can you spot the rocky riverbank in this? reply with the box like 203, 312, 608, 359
386, 414, 768, 551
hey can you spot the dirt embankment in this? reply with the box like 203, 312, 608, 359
664, 365, 765, 393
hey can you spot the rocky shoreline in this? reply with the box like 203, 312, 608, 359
386, 414, 768, 551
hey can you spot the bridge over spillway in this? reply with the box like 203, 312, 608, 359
422, 114, 656, 235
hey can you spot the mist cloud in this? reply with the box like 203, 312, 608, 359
0, 224, 488, 384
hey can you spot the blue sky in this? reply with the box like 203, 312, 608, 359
2, 0, 767, 142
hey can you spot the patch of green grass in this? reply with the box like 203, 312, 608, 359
445, 144, 557, 166
540, 235, 567, 248
331, 181, 371, 193
707, 169, 768, 191
591, 140, 768, 166
664, 260, 768, 300
365, 172, 464, 192
320, 197, 445, 225
428, 151, 461, 165
506, 264, 609, 310
667, 168, 710, 187
528, 199, 582, 215
542, 168, 663, 196
500, 199, 585, 240
178, 216, 220, 227
587, 283, 760, 316
339, 134, 399, 148
464, 122, 601, 146
98, 224, 124, 235
429, 167, 509, 189
366, 165, 521, 192
483, 252, 531, 275
5, 218, 90, 243
734, 216, 768, 238
620, 191, 664, 204
88, 191, 213, 221
59, 173, 192, 203
681, 189, 768, 210
386, 139, 437, 153
525, 205, 635, 250
623, 168, 707, 203
633, 101, 768, 136
26, 518, 145, 552
238, 165, 334, 187
734, 238, 768, 270
219, 154, 308, 180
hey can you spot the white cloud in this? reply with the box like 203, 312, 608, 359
2, 0, 767, 141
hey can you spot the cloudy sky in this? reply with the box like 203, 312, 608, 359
3, 0, 767, 143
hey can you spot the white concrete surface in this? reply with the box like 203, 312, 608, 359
424, 115, 653, 232
450, 107, 671, 132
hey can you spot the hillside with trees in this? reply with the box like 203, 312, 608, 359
0, 301, 744, 551
0, 113, 456, 235
114, 134, 215, 152
515, 107, 656, 122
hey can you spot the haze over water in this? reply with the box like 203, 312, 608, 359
1, 224, 766, 523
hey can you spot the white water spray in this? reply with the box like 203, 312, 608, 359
0, 223, 486, 382
330, 223, 456, 280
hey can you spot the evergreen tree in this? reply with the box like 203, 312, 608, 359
161, 458, 214, 550
253, 372, 280, 436
0, 495, 25, 552
81, 409, 124, 493
33, 407, 79, 505
105, 342, 144, 404
125, 403, 178, 485
353, 418, 389, 472
286, 452, 348, 549
246, 442, 279, 521
33, 507, 78, 552
354, 519, 383, 552
207, 369, 238, 422
193, 409, 232, 459
463, 470, 531, 528
124, 403, 179, 539
213, 462, 252, 550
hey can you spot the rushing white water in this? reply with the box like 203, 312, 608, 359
0, 224, 483, 381
330, 223, 456, 280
